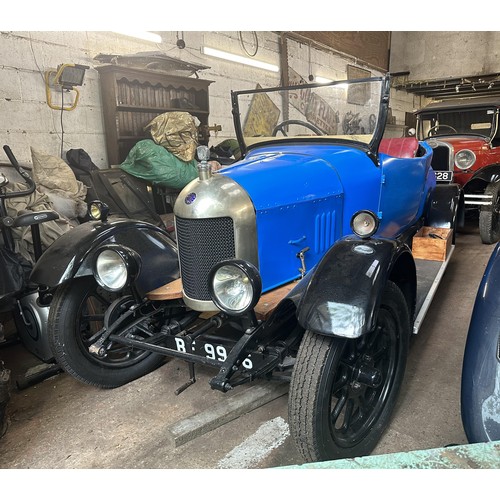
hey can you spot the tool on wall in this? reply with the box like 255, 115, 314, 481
44, 63, 89, 111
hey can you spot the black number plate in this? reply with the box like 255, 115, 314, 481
435, 171, 453, 182
165, 335, 255, 369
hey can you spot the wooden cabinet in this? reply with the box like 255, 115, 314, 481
96, 65, 213, 166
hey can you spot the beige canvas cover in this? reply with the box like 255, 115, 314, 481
146, 112, 198, 162
30, 148, 88, 221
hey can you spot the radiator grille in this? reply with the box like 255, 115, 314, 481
430, 145, 451, 172
176, 216, 235, 300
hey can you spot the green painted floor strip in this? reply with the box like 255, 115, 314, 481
281, 441, 500, 469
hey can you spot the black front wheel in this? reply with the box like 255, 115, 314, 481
288, 281, 410, 462
48, 277, 165, 388
479, 181, 500, 244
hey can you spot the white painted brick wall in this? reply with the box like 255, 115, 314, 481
0, 31, 414, 168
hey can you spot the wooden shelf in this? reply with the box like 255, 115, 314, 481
96, 64, 213, 166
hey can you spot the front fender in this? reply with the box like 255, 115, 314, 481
425, 183, 463, 233
465, 164, 500, 188
30, 218, 179, 295
296, 236, 411, 338
461, 242, 500, 443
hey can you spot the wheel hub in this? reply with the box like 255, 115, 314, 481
353, 362, 382, 389
347, 350, 383, 390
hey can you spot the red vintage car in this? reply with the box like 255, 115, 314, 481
415, 97, 500, 243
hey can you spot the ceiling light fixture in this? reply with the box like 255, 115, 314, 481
113, 31, 162, 43
202, 46, 279, 72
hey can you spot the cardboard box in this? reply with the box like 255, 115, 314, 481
412, 226, 452, 261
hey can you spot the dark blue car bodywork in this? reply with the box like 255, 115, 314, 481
461, 242, 500, 442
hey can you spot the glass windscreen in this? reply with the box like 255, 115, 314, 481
418, 108, 498, 139
233, 78, 385, 150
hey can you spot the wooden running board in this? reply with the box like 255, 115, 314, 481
146, 278, 298, 321
146, 278, 183, 301
254, 281, 297, 320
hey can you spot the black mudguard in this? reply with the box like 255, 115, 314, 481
465, 164, 500, 191
426, 182, 463, 231
294, 236, 414, 339
30, 218, 179, 296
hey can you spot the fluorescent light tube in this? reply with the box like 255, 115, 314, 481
316, 76, 349, 88
113, 31, 162, 43
202, 46, 279, 72
315, 76, 333, 84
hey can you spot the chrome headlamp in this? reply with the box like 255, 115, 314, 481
454, 149, 476, 170
93, 245, 140, 292
88, 200, 110, 222
350, 210, 379, 239
208, 260, 261, 316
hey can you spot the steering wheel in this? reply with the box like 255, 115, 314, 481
427, 124, 457, 137
272, 119, 323, 137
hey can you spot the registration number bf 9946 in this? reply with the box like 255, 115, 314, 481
168, 336, 254, 369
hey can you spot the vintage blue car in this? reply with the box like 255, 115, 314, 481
32, 75, 462, 463
461, 241, 500, 443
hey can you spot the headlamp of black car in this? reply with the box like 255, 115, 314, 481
88, 200, 110, 222
208, 260, 262, 316
350, 210, 380, 239
93, 245, 140, 292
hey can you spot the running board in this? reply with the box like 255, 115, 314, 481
412, 245, 455, 334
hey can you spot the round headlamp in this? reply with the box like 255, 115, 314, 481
208, 260, 262, 316
350, 210, 379, 239
454, 149, 476, 170
93, 245, 140, 292
88, 200, 110, 222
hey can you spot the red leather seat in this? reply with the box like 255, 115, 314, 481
379, 137, 419, 158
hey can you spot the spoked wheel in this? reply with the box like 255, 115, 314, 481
479, 181, 500, 244
289, 281, 410, 462
48, 276, 165, 388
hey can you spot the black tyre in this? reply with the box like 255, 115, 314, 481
479, 181, 500, 244
48, 276, 164, 388
289, 281, 410, 462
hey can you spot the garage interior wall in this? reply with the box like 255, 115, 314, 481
390, 31, 500, 81
1, 31, 420, 168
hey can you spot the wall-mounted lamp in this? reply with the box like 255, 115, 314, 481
202, 46, 279, 72
113, 31, 162, 43
45, 63, 89, 111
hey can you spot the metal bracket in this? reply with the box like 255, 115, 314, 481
297, 246, 310, 278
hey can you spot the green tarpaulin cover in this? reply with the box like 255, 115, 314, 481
120, 140, 198, 190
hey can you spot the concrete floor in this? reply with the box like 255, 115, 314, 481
0, 219, 496, 469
